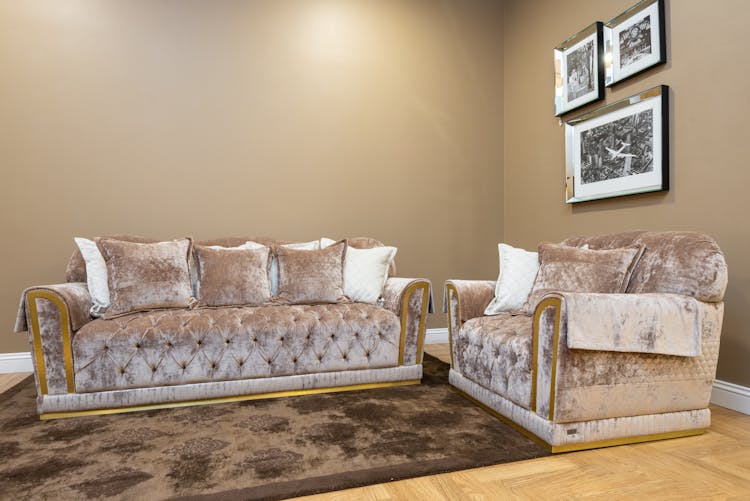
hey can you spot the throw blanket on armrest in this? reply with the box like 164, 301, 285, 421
562, 293, 702, 357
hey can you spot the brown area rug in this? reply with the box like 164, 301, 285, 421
0, 355, 549, 500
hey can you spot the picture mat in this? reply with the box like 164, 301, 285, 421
566, 92, 664, 202
607, 0, 662, 83
563, 34, 598, 107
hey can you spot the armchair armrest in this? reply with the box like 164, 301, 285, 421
15, 283, 92, 395
531, 292, 723, 425
444, 280, 495, 369
382, 278, 433, 366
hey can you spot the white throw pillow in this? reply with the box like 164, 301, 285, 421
248, 240, 320, 296
321, 237, 397, 304
74, 237, 110, 317
484, 243, 539, 315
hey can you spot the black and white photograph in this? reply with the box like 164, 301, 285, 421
605, 0, 666, 86
565, 85, 668, 203
619, 15, 652, 67
554, 22, 604, 116
566, 39, 596, 102
580, 108, 653, 184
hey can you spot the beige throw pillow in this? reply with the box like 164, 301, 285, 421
194, 245, 272, 307
276, 241, 348, 304
523, 243, 645, 314
97, 238, 195, 318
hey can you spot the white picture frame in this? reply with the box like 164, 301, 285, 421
565, 85, 669, 203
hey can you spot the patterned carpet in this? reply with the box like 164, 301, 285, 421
0, 356, 549, 500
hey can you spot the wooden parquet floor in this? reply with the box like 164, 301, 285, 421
2, 344, 748, 500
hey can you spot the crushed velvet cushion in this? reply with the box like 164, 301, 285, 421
561, 230, 728, 302
276, 241, 348, 304
97, 238, 195, 318
194, 245, 272, 308
523, 243, 644, 314
67, 235, 158, 283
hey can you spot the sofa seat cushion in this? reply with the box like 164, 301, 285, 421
456, 314, 533, 409
72, 304, 401, 393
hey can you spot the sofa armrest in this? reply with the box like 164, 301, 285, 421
382, 278, 433, 366
444, 280, 495, 369
531, 292, 723, 424
15, 283, 92, 395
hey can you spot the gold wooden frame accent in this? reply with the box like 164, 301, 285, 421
26, 290, 76, 395
41, 379, 420, 420
398, 280, 431, 365
452, 387, 706, 453
530, 296, 562, 419
444, 282, 460, 367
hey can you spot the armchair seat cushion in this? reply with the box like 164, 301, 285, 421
456, 314, 533, 409
72, 303, 401, 393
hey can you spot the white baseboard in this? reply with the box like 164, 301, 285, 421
0, 352, 32, 374
2, 346, 748, 416
711, 379, 750, 415
425, 328, 449, 345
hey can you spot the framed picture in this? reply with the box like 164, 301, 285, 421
565, 85, 668, 204
554, 22, 604, 116
605, 0, 666, 86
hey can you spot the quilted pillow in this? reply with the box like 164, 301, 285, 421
276, 241, 348, 304
484, 243, 539, 315
96, 238, 195, 318
523, 243, 645, 314
321, 237, 397, 304
194, 245, 271, 307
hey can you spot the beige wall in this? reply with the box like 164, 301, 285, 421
503, 0, 750, 386
0, 0, 505, 352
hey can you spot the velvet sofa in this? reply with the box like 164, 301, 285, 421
445, 231, 727, 452
14, 236, 432, 419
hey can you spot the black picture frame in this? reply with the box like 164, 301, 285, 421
554, 21, 605, 116
605, 0, 667, 86
564, 85, 669, 203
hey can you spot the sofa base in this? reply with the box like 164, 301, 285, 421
39, 364, 423, 419
449, 369, 709, 453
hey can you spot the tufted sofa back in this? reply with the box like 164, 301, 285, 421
561, 231, 727, 303
65, 235, 393, 283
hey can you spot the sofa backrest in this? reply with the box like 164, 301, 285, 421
66, 235, 394, 283
561, 231, 727, 303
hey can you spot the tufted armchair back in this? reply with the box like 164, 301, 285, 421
561, 231, 727, 303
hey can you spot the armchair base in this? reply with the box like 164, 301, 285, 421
450, 369, 708, 453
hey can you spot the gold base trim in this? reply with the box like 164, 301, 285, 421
41, 379, 421, 420
550, 428, 706, 453
451, 387, 706, 453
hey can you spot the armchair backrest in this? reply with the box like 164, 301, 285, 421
561, 231, 727, 303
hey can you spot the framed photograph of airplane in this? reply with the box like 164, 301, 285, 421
604, 0, 666, 86
554, 22, 605, 116
564, 85, 668, 203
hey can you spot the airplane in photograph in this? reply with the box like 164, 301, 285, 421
606, 142, 637, 159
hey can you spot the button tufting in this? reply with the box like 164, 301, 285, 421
238, 360, 244, 366
292, 358, 297, 363
225, 339, 231, 344
279, 337, 284, 343
103, 345, 109, 351
266, 359, 271, 365
197, 340, 203, 345
119, 367, 125, 374
342, 353, 348, 360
